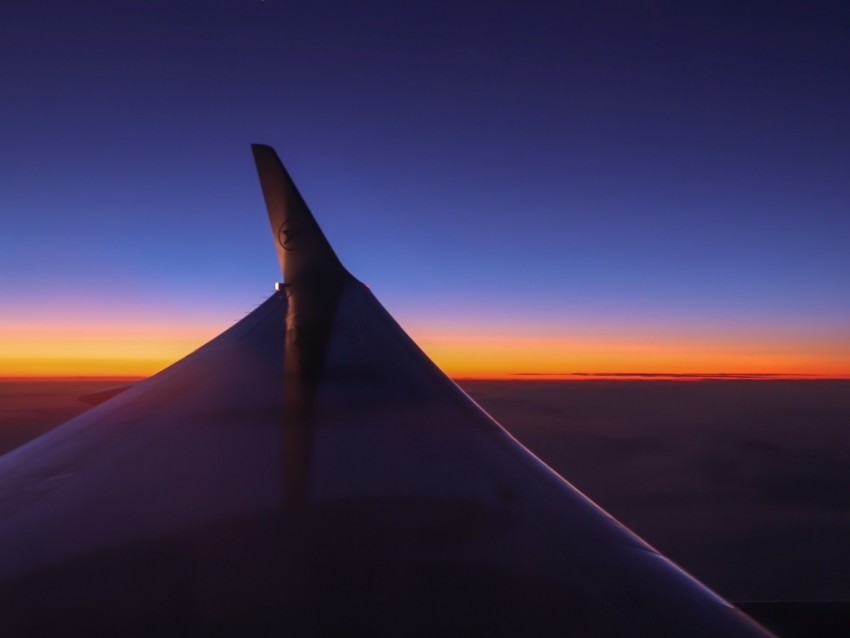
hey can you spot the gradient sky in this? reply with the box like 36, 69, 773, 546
1, 1, 849, 377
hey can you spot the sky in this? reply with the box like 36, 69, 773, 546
1, 0, 849, 378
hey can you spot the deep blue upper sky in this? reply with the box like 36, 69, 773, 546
1, 1, 849, 373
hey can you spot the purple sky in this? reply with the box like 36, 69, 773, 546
1, 1, 849, 375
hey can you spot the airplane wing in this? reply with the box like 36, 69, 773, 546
0, 146, 775, 637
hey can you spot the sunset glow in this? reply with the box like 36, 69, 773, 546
2, 315, 848, 379
0, 320, 221, 377
415, 330, 850, 379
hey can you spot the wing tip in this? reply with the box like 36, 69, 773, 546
250, 143, 352, 286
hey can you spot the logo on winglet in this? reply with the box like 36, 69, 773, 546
278, 220, 305, 251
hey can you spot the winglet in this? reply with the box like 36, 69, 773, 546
251, 144, 350, 285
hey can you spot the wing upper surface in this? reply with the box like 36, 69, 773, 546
0, 147, 774, 637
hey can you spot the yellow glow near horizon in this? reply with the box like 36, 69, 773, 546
411, 329, 850, 379
0, 322, 221, 378
2, 321, 849, 379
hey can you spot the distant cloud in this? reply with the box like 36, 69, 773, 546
510, 372, 826, 380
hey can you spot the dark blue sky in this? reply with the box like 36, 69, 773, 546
2, 1, 849, 374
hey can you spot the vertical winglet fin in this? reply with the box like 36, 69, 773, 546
251, 144, 350, 285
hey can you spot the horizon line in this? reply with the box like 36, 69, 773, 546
2, 373, 850, 383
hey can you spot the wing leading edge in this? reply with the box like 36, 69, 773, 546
0, 146, 775, 637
